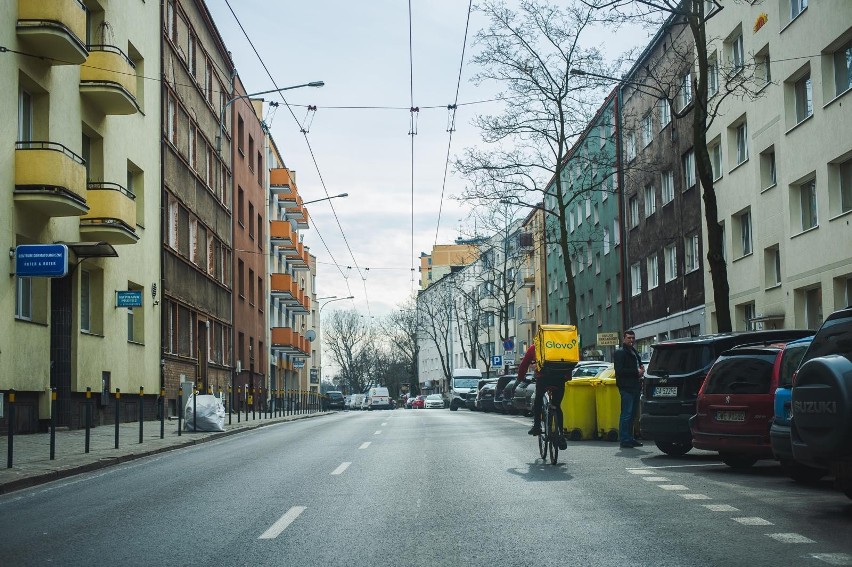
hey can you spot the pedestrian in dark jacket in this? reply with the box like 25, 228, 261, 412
614, 330, 644, 448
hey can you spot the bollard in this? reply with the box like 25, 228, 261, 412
114, 388, 121, 449
160, 387, 166, 439
244, 387, 248, 422
7, 389, 16, 468
193, 382, 199, 433
228, 386, 233, 425
138, 386, 144, 444
178, 390, 183, 436
85, 387, 92, 453
50, 388, 57, 460
251, 388, 256, 421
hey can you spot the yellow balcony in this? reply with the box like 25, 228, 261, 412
14, 141, 88, 217
79, 182, 138, 245
16, 0, 88, 65
285, 202, 310, 229
270, 167, 297, 200
80, 46, 138, 115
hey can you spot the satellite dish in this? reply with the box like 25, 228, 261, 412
305, 329, 316, 342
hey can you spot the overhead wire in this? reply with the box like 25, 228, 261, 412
408, 0, 416, 292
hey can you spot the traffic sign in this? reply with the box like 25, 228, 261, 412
15, 244, 68, 278
491, 355, 503, 367
503, 338, 514, 351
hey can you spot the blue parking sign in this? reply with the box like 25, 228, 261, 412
491, 355, 503, 367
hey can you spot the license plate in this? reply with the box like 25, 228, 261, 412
715, 410, 745, 422
654, 386, 678, 397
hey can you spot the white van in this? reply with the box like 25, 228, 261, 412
349, 394, 365, 410
361, 387, 391, 410
449, 368, 483, 411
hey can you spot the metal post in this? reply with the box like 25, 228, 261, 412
178, 389, 183, 436
228, 385, 233, 425
138, 386, 144, 444
50, 388, 56, 460
244, 386, 248, 422
160, 387, 165, 439
193, 382, 199, 433
85, 387, 92, 453
7, 389, 15, 468
251, 388, 256, 421
114, 388, 121, 449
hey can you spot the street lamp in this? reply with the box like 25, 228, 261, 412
217, 81, 325, 155
303, 193, 348, 206
319, 296, 355, 316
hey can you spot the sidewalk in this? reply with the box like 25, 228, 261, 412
0, 410, 332, 495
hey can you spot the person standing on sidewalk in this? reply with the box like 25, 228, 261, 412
614, 330, 644, 448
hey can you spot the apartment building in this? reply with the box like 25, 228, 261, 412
620, 14, 705, 355
419, 243, 479, 290
514, 206, 548, 357
703, 0, 852, 331
2, 0, 160, 431
161, 0, 234, 410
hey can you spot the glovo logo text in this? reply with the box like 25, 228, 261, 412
545, 339, 578, 349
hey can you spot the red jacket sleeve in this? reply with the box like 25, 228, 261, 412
517, 345, 536, 380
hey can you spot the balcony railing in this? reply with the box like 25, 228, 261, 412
269, 219, 297, 252
271, 328, 308, 355
14, 141, 88, 217
270, 273, 297, 302
79, 182, 138, 244
80, 45, 138, 115
270, 167, 298, 200
16, 0, 88, 65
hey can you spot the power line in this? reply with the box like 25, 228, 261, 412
408, 0, 416, 293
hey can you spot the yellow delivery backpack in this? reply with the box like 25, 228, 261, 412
534, 324, 580, 379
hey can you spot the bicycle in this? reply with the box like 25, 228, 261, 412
537, 384, 565, 465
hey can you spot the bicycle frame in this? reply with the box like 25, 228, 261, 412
538, 386, 564, 464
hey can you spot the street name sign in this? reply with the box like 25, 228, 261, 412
15, 244, 68, 277
116, 290, 143, 308
597, 332, 620, 347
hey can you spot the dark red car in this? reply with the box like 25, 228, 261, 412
689, 342, 791, 469
410, 395, 426, 409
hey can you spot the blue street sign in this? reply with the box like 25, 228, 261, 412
116, 290, 143, 308
15, 244, 69, 278
491, 355, 503, 367
503, 338, 514, 351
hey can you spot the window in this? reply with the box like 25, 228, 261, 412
188, 122, 196, 170
835, 157, 852, 215
237, 116, 244, 154
593, 203, 599, 225
735, 121, 749, 165
249, 136, 255, 170
730, 32, 744, 73
683, 149, 696, 189
628, 195, 639, 228
684, 233, 700, 273
585, 198, 591, 219
257, 213, 263, 249
614, 219, 621, 246
644, 185, 656, 217
15, 276, 32, 320
165, 0, 176, 42
166, 94, 176, 143
248, 268, 255, 306
795, 178, 818, 231
605, 280, 612, 307
205, 59, 213, 104
189, 219, 198, 264
679, 72, 693, 110
249, 202, 255, 239
647, 254, 659, 289
661, 170, 674, 204
710, 142, 722, 181
740, 302, 757, 331
642, 113, 653, 147
258, 277, 264, 311
168, 197, 178, 248
188, 32, 196, 78
794, 71, 813, 123
595, 252, 601, 274
658, 98, 670, 129
237, 259, 244, 298
569, 208, 575, 232
18, 88, 32, 141
791, 0, 808, 20
664, 244, 677, 282
626, 132, 636, 161
760, 147, 777, 189
81, 270, 91, 332
603, 228, 610, 255
832, 39, 852, 97
765, 245, 782, 288
257, 152, 263, 184
237, 187, 244, 226
586, 244, 592, 267
736, 209, 753, 257
708, 52, 719, 97
755, 47, 771, 89
631, 262, 642, 296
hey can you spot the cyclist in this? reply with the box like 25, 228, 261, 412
517, 344, 568, 450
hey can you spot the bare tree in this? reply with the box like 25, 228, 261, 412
323, 309, 376, 394
456, 0, 623, 325
416, 281, 455, 390
379, 299, 420, 394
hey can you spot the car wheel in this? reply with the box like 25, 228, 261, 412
720, 453, 758, 469
655, 440, 693, 456
450, 401, 459, 411
783, 460, 827, 483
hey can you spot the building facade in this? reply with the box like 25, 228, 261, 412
2, 0, 161, 431
419, 243, 479, 290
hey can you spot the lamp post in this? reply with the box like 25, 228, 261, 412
319, 296, 355, 316
303, 193, 348, 206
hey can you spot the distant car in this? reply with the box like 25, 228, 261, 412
410, 395, 426, 409
572, 362, 610, 378
424, 394, 444, 409
344, 395, 352, 409
323, 391, 345, 410
476, 382, 497, 412
494, 375, 515, 413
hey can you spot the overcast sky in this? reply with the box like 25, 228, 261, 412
206, 0, 649, 320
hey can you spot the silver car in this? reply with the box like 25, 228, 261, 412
424, 394, 445, 409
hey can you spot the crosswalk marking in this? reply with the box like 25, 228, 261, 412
359, 442, 371, 449
258, 506, 306, 540
643, 477, 669, 482
680, 494, 711, 500
703, 504, 739, 512
768, 533, 816, 544
374, 430, 382, 435
811, 553, 852, 565
658, 484, 689, 491
627, 469, 654, 475
331, 462, 351, 475
733, 517, 773, 526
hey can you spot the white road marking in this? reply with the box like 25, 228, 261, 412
703, 504, 740, 512
627, 469, 654, 475
680, 494, 711, 500
627, 463, 727, 470
733, 517, 773, 526
643, 477, 670, 482
381, 422, 387, 426
331, 462, 351, 475
374, 430, 382, 435
811, 553, 852, 565
359, 442, 371, 449
768, 533, 816, 544
658, 484, 689, 491
258, 506, 306, 539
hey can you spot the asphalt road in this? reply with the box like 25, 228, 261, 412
2, 408, 852, 566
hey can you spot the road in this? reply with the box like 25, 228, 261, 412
2, 409, 852, 566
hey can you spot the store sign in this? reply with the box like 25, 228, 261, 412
597, 332, 621, 347
15, 244, 68, 278
309, 368, 319, 383
116, 290, 143, 308
293, 359, 305, 369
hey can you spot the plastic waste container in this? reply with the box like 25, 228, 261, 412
561, 378, 597, 440
595, 375, 621, 442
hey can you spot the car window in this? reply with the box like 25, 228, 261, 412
648, 345, 714, 374
703, 353, 777, 394
778, 343, 810, 388
801, 313, 852, 365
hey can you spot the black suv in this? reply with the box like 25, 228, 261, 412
323, 391, 346, 410
790, 306, 852, 499
642, 329, 812, 456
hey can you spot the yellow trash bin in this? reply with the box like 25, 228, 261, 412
595, 372, 621, 442
561, 378, 597, 440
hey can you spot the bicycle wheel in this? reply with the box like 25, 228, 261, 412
547, 405, 559, 465
538, 407, 548, 460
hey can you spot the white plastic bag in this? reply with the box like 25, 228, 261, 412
184, 394, 226, 432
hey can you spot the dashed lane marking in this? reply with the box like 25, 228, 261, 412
703, 504, 740, 512
733, 517, 773, 526
626, 463, 727, 470
331, 462, 351, 475
627, 469, 654, 475
258, 506, 306, 539
810, 553, 852, 565
359, 442, 371, 449
381, 422, 387, 426
374, 430, 382, 435
768, 533, 816, 544
643, 477, 670, 482
658, 484, 689, 491
680, 494, 711, 500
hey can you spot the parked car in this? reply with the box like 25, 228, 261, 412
344, 395, 353, 409
766, 337, 826, 482
641, 329, 813, 456
410, 395, 426, 409
790, 306, 852, 499
361, 386, 391, 410
500, 378, 520, 414
513, 373, 535, 415
493, 374, 515, 413
348, 394, 365, 410
424, 394, 445, 409
690, 343, 794, 468
573, 361, 610, 378
476, 382, 497, 412
323, 391, 346, 410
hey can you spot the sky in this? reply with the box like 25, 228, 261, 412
205, 0, 649, 320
